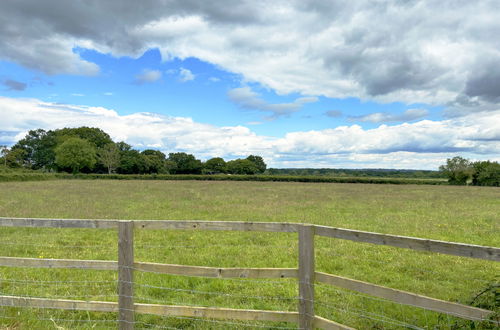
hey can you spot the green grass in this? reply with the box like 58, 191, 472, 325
0, 180, 499, 329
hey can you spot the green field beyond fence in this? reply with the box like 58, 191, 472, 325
0, 180, 499, 329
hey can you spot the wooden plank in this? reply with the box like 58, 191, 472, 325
0, 295, 118, 312
315, 272, 494, 321
298, 225, 315, 330
0, 217, 118, 229
133, 220, 298, 233
314, 315, 355, 330
118, 221, 134, 330
134, 303, 299, 323
0, 256, 117, 270
314, 225, 500, 261
134, 262, 298, 279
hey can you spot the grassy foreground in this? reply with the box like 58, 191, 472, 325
0, 180, 499, 329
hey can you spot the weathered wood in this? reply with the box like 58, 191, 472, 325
314, 315, 356, 330
315, 272, 494, 321
134, 262, 298, 279
133, 220, 299, 232
298, 225, 315, 330
0, 295, 118, 312
0, 256, 117, 270
118, 221, 134, 330
314, 225, 500, 261
0, 217, 118, 229
134, 303, 299, 323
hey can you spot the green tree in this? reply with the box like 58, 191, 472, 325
117, 149, 146, 174
141, 149, 167, 174
167, 152, 202, 174
203, 157, 227, 174
5, 148, 27, 168
55, 127, 113, 149
1, 145, 8, 167
55, 138, 97, 174
12, 129, 58, 170
226, 159, 258, 174
246, 155, 266, 173
439, 156, 473, 185
98, 143, 121, 174
472, 161, 500, 186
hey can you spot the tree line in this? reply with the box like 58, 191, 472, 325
0, 127, 266, 175
439, 156, 500, 186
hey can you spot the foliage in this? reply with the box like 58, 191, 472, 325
439, 156, 474, 185
440, 157, 500, 186
11, 129, 58, 170
54, 127, 113, 149
55, 137, 97, 174
98, 143, 121, 174
117, 149, 146, 174
203, 157, 227, 174
472, 161, 500, 187
5, 148, 27, 168
141, 149, 167, 174
226, 159, 259, 174
167, 152, 202, 174
266, 167, 444, 179
246, 155, 267, 173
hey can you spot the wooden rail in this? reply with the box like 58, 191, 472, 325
1, 217, 499, 329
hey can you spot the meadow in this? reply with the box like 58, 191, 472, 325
0, 180, 499, 329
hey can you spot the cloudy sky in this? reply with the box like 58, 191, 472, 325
1, 0, 499, 169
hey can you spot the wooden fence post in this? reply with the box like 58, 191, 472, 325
298, 225, 315, 329
118, 221, 134, 329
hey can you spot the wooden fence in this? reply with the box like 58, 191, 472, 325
0, 217, 499, 329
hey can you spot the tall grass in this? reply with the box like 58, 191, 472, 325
0, 180, 498, 329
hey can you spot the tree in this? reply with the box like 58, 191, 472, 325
1, 145, 8, 167
55, 138, 97, 174
12, 129, 57, 170
5, 148, 27, 168
117, 149, 146, 174
226, 159, 258, 174
55, 127, 113, 149
167, 152, 202, 174
203, 157, 227, 174
439, 156, 473, 185
141, 149, 167, 174
98, 143, 121, 174
472, 161, 500, 186
246, 155, 266, 173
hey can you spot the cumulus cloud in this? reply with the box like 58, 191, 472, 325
2, 79, 27, 91
179, 67, 195, 82
2, 1, 500, 115
1, 96, 499, 169
135, 69, 162, 84
348, 109, 430, 123
228, 87, 317, 119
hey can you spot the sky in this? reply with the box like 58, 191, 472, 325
1, 1, 499, 169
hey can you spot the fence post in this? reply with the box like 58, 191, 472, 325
118, 221, 134, 329
298, 225, 315, 329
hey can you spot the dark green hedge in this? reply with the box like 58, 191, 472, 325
1, 172, 447, 185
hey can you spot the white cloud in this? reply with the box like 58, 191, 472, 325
135, 69, 162, 84
179, 67, 195, 82
228, 86, 318, 119
348, 109, 430, 123
2, 2, 500, 115
1, 96, 499, 169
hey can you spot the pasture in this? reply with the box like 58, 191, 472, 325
0, 180, 499, 329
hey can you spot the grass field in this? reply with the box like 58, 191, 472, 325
0, 180, 499, 329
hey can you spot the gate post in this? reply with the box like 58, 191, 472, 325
298, 225, 315, 329
118, 221, 134, 329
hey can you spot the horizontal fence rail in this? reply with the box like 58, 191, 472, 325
1, 217, 499, 329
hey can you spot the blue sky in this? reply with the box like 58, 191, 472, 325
1, 1, 499, 169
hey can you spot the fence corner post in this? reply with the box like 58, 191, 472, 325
118, 221, 134, 329
298, 224, 315, 329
